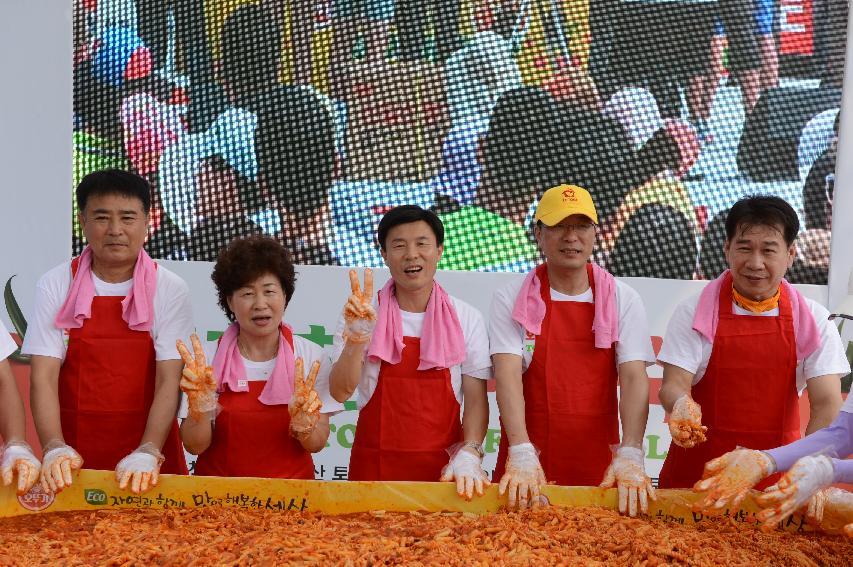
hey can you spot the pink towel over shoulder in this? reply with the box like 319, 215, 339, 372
212, 322, 296, 406
511, 263, 619, 348
54, 246, 158, 331
692, 270, 821, 361
367, 279, 466, 370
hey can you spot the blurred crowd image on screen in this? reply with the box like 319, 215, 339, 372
71, 0, 845, 283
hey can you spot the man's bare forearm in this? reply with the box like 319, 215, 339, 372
29, 355, 65, 446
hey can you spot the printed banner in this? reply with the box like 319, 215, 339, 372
0, 469, 829, 534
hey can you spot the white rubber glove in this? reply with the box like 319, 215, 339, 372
440, 446, 490, 500
498, 442, 547, 510
800, 487, 853, 536
694, 448, 775, 511
1, 442, 41, 495
669, 394, 707, 448
756, 454, 835, 528
115, 442, 164, 495
599, 446, 656, 517
39, 441, 83, 494
343, 269, 377, 344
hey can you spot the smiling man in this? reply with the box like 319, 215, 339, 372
489, 185, 656, 516
657, 195, 846, 489
328, 206, 493, 500
23, 170, 192, 494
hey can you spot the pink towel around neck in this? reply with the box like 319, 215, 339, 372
54, 246, 158, 331
367, 279, 466, 370
692, 270, 821, 361
511, 263, 619, 349
212, 322, 296, 406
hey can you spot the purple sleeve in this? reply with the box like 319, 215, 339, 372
832, 458, 853, 484
765, 411, 853, 471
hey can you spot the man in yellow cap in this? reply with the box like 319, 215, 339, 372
489, 185, 656, 517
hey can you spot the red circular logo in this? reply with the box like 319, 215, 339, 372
17, 484, 55, 512
562, 188, 577, 201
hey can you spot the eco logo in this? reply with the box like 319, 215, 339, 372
17, 484, 55, 512
84, 489, 108, 506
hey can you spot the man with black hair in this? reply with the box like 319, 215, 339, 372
328, 206, 492, 498
657, 195, 847, 489
23, 170, 193, 495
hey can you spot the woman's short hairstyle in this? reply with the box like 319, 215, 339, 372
211, 235, 296, 322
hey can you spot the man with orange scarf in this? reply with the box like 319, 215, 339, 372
657, 195, 847, 490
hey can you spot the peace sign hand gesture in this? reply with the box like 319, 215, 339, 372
343, 269, 376, 344
289, 357, 323, 441
176, 333, 218, 421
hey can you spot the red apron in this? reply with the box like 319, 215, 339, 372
658, 273, 800, 489
348, 336, 463, 481
194, 327, 314, 479
494, 264, 620, 486
58, 257, 187, 474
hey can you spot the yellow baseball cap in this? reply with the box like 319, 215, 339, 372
534, 184, 599, 226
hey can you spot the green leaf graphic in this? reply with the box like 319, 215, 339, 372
3, 276, 30, 364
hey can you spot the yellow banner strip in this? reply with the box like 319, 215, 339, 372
0, 469, 817, 534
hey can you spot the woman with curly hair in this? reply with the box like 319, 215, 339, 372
180, 235, 342, 478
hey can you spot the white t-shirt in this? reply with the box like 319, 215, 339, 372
179, 334, 344, 417
22, 260, 194, 362
0, 320, 17, 362
331, 295, 493, 409
658, 294, 851, 391
489, 278, 656, 371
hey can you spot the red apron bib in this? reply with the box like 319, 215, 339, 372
494, 264, 620, 486
658, 273, 800, 489
194, 327, 314, 479
58, 257, 187, 474
348, 336, 463, 481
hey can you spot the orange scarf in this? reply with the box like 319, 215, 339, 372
731, 285, 781, 313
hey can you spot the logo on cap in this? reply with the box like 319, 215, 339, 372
562, 188, 577, 201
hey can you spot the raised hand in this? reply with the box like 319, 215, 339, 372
693, 449, 774, 512
599, 446, 656, 517
343, 269, 376, 344
177, 333, 218, 420
0, 442, 41, 495
669, 395, 707, 449
289, 357, 323, 441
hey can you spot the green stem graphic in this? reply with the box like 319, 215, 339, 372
3, 276, 30, 364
